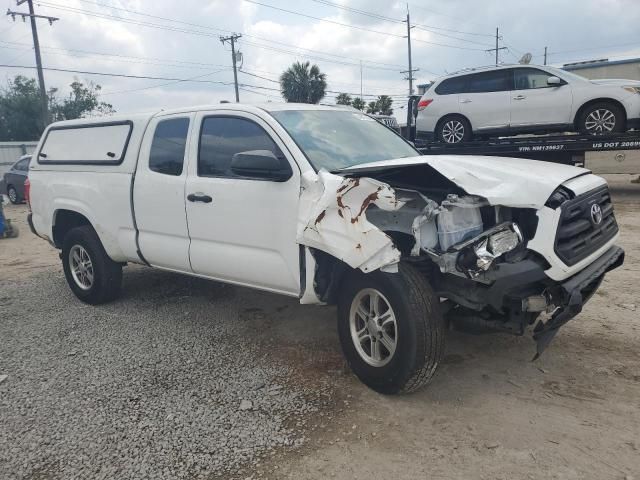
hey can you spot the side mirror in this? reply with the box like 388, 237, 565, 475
547, 76, 562, 86
230, 150, 292, 181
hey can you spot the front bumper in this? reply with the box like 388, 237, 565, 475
532, 245, 624, 358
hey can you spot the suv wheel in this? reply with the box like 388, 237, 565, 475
579, 102, 624, 135
7, 185, 19, 204
437, 115, 472, 144
62, 225, 123, 304
337, 263, 445, 394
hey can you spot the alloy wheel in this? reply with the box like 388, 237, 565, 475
584, 108, 616, 134
441, 120, 465, 143
8, 187, 17, 203
69, 245, 94, 290
349, 288, 398, 367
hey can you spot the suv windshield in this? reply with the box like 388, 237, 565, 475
270, 109, 418, 171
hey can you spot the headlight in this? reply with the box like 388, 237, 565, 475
457, 223, 523, 276
623, 86, 640, 94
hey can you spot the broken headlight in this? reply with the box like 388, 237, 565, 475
457, 223, 524, 276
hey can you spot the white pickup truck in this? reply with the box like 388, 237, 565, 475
27, 103, 624, 394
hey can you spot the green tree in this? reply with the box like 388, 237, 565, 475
366, 101, 378, 114
351, 97, 366, 111
50, 81, 114, 122
335, 92, 352, 106
0, 76, 43, 141
0, 76, 115, 141
375, 95, 393, 115
279, 61, 327, 104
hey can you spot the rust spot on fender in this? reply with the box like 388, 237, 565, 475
356, 243, 362, 249
351, 188, 382, 224
314, 210, 326, 225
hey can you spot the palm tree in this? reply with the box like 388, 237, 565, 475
366, 101, 378, 114
280, 61, 327, 103
335, 93, 352, 106
376, 95, 393, 115
351, 97, 366, 111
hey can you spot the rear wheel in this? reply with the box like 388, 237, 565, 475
437, 115, 472, 144
337, 263, 445, 394
579, 102, 624, 135
62, 225, 122, 304
7, 185, 19, 204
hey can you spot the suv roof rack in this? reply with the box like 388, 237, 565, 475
445, 63, 520, 77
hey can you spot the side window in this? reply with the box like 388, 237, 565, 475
435, 76, 466, 95
149, 118, 190, 176
15, 158, 30, 171
465, 70, 510, 93
513, 68, 559, 90
198, 116, 290, 179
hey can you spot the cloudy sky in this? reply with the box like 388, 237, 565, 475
1, 0, 639, 117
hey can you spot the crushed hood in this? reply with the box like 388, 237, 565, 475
341, 155, 589, 208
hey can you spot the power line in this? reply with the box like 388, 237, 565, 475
100, 68, 231, 96
245, 0, 487, 51
309, 0, 492, 47
38, 0, 407, 71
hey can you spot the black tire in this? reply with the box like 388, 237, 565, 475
61, 225, 122, 305
436, 115, 472, 144
7, 185, 19, 204
337, 263, 445, 394
578, 102, 625, 135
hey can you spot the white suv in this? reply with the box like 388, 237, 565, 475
416, 64, 640, 143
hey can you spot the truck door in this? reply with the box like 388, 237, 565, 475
133, 114, 193, 271
184, 111, 301, 296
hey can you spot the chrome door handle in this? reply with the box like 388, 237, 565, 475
513, 95, 526, 100
460, 98, 472, 103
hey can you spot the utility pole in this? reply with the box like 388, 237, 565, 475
485, 27, 507, 66
544, 46, 548, 65
360, 60, 363, 101
220, 33, 242, 102
7, 0, 59, 129
400, 6, 420, 141
401, 8, 419, 96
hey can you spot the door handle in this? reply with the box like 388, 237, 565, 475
513, 95, 526, 100
460, 98, 472, 103
187, 193, 212, 203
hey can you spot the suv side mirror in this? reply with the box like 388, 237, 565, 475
547, 76, 562, 86
230, 150, 292, 182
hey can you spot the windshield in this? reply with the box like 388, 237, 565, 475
270, 110, 418, 171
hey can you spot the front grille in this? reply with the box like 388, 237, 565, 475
554, 186, 618, 266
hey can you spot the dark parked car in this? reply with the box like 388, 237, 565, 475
2, 155, 31, 204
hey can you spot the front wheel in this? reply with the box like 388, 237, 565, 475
337, 263, 445, 394
579, 102, 625, 135
62, 225, 123, 304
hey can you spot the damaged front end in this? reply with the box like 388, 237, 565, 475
296, 163, 620, 359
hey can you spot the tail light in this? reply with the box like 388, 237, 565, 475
417, 99, 433, 111
24, 177, 31, 210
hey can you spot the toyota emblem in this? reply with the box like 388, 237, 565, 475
590, 203, 603, 225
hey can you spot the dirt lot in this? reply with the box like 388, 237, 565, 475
1, 175, 639, 480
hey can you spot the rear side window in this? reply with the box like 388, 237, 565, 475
465, 70, 511, 93
198, 116, 286, 178
149, 118, 189, 176
513, 67, 558, 89
14, 158, 30, 171
435, 76, 466, 95
38, 121, 132, 164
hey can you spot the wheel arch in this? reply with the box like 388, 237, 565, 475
574, 98, 627, 129
436, 113, 473, 133
52, 209, 93, 248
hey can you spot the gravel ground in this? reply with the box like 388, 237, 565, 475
0, 266, 337, 479
1, 174, 639, 480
